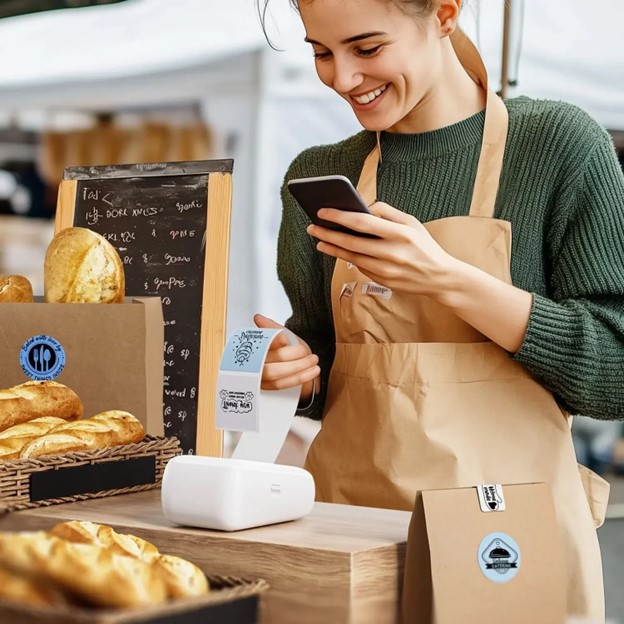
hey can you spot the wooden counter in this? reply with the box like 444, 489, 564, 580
0, 491, 411, 624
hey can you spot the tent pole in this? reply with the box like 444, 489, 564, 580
500, 0, 512, 98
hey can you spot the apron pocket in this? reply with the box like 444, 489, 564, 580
577, 463, 610, 528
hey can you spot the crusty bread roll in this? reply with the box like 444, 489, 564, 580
44, 227, 125, 304
0, 381, 82, 434
0, 275, 34, 303
0, 417, 66, 461
0, 565, 68, 607
50, 521, 209, 598
19, 410, 144, 459
0, 531, 167, 608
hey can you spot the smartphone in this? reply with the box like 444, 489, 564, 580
287, 175, 376, 238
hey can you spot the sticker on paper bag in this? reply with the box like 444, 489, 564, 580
477, 484, 506, 512
478, 532, 521, 583
20, 335, 66, 381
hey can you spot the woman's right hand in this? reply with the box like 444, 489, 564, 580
254, 314, 320, 404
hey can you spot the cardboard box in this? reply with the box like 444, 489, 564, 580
402, 483, 566, 624
0, 297, 164, 436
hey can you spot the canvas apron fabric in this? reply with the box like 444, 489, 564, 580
304, 29, 607, 620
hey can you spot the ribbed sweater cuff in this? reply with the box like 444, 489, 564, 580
513, 293, 582, 379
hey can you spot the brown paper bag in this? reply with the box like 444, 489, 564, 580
0, 297, 163, 436
402, 483, 566, 624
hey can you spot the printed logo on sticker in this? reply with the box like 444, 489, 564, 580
219, 389, 255, 414
20, 335, 66, 381
219, 329, 274, 374
478, 533, 520, 583
477, 484, 506, 512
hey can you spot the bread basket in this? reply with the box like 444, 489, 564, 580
0, 435, 181, 513
0, 574, 268, 623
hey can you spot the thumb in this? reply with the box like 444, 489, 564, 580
254, 314, 284, 330
254, 314, 288, 349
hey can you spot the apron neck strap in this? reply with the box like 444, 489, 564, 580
357, 28, 509, 219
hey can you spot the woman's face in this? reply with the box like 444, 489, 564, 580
299, 0, 442, 132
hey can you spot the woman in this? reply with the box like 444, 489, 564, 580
255, 0, 624, 619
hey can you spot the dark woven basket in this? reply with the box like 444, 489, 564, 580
0, 575, 269, 624
0, 435, 181, 513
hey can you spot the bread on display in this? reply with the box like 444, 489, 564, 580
0, 381, 83, 434
0, 417, 67, 460
19, 410, 145, 459
50, 520, 209, 599
0, 523, 209, 609
44, 227, 125, 304
0, 275, 33, 303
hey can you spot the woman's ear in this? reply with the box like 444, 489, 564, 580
436, 0, 462, 38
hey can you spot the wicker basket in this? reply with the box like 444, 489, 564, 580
0, 435, 181, 513
0, 575, 269, 624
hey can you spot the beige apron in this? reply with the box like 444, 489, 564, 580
304, 30, 608, 620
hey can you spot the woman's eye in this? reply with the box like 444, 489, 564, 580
357, 45, 382, 57
313, 50, 332, 60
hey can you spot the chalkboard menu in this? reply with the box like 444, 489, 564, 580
56, 160, 233, 456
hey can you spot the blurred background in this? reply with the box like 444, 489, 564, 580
0, 0, 622, 619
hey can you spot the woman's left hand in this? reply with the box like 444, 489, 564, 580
308, 202, 456, 297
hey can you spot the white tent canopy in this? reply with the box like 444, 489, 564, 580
0, 0, 622, 328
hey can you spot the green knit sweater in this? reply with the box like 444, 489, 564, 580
277, 97, 624, 421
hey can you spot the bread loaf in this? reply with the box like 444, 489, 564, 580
0, 275, 33, 303
44, 227, 125, 304
0, 381, 82, 433
50, 521, 209, 598
0, 565, 68, 607
0, 531, 167, 608
19, 410, 144, 459
0, 417, 66, 460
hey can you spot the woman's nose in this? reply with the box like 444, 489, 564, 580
331, 56, 363, 94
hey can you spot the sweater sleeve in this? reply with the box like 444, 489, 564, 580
276, 151, 337, 420
513, 126, 624, 420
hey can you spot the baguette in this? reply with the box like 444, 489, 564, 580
19, 410, 144, 459
0, 275, 33, 303
44, 227, 125, 304
0, 417, 66, 460
0, 531, 167, 608
50, 521, 209, 598
0, 381, 82, 433
0, 565, 68, 607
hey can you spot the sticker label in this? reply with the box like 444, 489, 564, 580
361, 282, 393, 299
218, 328, 277, 374
216, 373, 259, 432
477, 484, 506, 512
346, 262, 355, 270
478, 533, 521, 583
20, 335, 66, 381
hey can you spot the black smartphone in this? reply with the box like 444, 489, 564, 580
287, 175, 376, 238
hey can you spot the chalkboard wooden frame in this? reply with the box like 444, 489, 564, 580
55, 160, 233, 457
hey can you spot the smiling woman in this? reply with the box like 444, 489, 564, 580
254, 1, 624, 621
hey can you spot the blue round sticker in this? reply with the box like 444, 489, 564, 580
20, 335, 66, 381
478, 532, 521, 583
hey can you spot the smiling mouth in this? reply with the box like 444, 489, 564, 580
352, 84, 388, 105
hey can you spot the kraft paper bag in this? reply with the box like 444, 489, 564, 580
0, 297, 164, 436
401, 483, 566, 624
